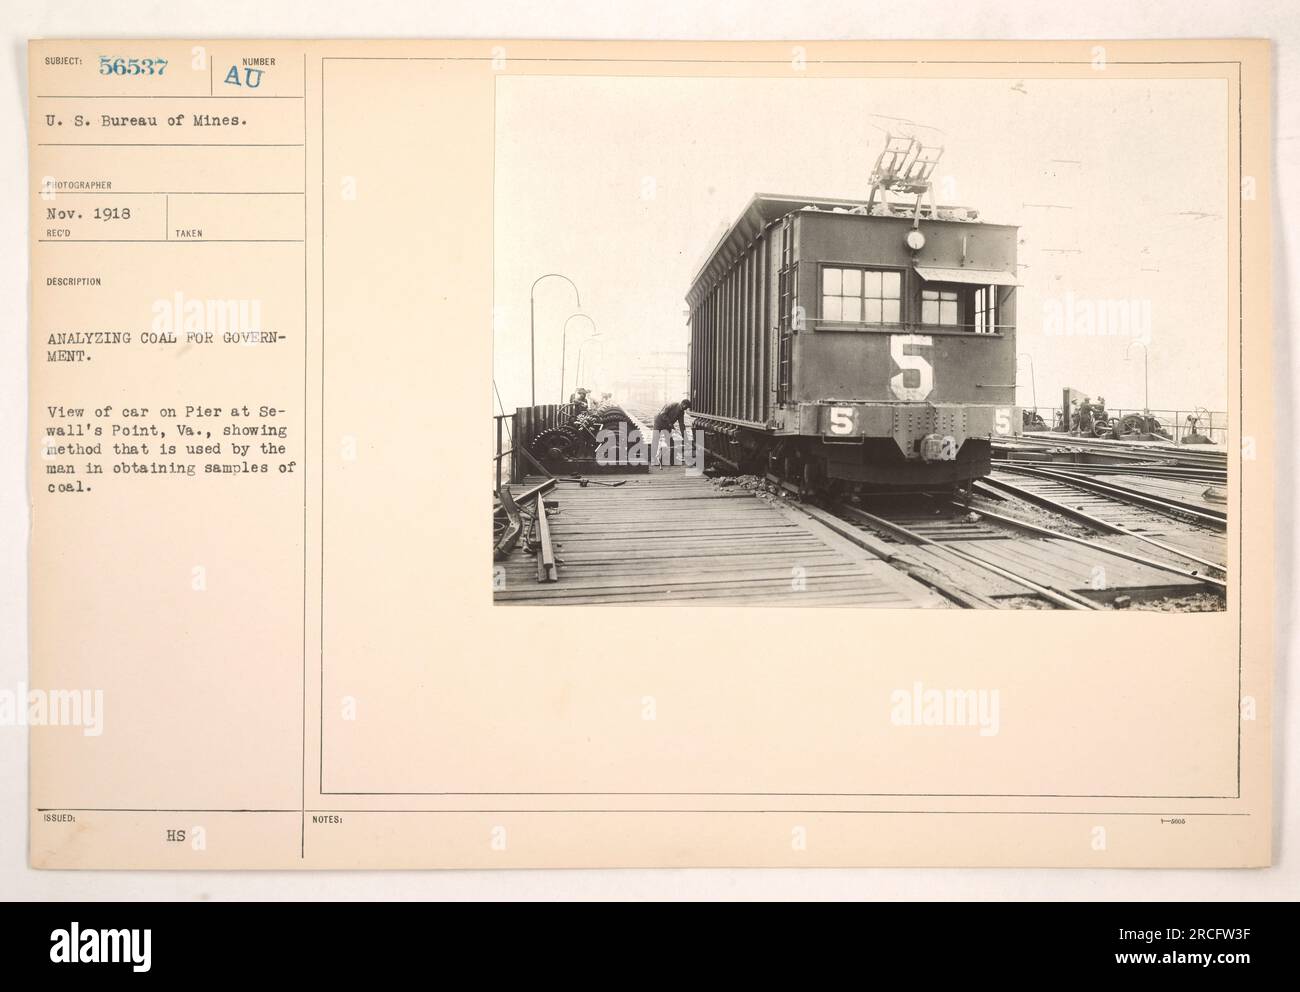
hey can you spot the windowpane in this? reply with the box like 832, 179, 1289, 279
971, 285, 996, 333
940, 300, 958, 324
922, 288, 938, 301
818, 267, 905, 324
922, 299, 938, 323
941, 290, 958, 302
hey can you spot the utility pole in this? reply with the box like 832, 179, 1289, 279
1126, 341, 1149, 414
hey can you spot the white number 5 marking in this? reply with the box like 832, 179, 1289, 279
890, 334, 934, 401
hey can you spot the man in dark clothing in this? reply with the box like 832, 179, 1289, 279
652, 399, 691, 467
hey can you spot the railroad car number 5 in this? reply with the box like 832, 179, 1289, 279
828, 407, 855, 435
890, 334, 934, 402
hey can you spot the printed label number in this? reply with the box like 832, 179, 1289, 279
890, 334, 934, 402
829, 407, 855, 435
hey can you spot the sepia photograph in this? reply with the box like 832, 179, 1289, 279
492, 73, 1230, 610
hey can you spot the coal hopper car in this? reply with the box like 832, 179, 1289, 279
686, 154, 1021, 493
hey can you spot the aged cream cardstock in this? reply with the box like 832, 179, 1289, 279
27, 39, 1271, 867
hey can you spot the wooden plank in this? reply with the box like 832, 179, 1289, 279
495, 469, 940, 607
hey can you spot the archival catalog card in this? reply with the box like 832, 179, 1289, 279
27, 39, 1273, 868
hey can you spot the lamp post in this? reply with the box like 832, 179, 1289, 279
1126, 340, 1149, 414
575, 331, 604, 390
560, 313, 597, 403
561, 312, 595, 400
530, 273, 580, 407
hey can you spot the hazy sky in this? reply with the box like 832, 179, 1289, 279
494, 74, 1229, 419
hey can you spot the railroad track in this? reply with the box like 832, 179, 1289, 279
992, 457, 1226, 484
750, 476, 1226, 611
809, 498, 1103, 610
978, 473, 1226, 575
989, 462, 1227, 531
677, 419, 1229, 610
1011, 433, 1229, 469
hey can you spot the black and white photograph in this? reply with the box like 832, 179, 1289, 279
491, 74, 1230, 610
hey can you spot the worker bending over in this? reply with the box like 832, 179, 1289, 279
652, 398, 692, 467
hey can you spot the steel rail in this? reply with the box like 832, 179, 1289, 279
835, 503, 1100, 610
963, 492, 1226, 591
792, 500, 999, 609
991, 463, 1227, 530
992, 458, 1227, 483
975, 477, 1226, 575
533, 495, 558, 582
996, 436, 1227, 469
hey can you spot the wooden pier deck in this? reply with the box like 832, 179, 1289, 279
494, 468, 944, 607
